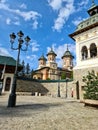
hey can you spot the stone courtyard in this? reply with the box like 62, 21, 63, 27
0, 94, 98, 130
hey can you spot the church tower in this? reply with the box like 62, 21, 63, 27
38, 54, 47, 69
46, 48, 57, 69
62, 45, 74, 70
46, 48, 58, 80
69, 0, 98, 99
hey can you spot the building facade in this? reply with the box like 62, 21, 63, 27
33, 47, 74, 80
70, 1, 98, 100
0, 55, 22, 93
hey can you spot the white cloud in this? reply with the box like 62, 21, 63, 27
6, 17, 20, 25
78, 0, 89, 7
48, 0, 75, 32
48, 0, 62, 10
26, 54, 38, 69
0, 1, 41, 29
14, 21, 20, 25
20, 3, 27, 9
72, 17, 83, 26
0, 47, 10, 56
14, 10, 41, 21
32, 20, 38, 29
6, 18, 11, 25
0, 0, 7, 3
72, 17, 86, 26
76, 0, 89, 11
26, 54, 38, 60
31, 41, 40, 52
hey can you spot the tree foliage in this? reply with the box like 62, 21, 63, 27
61, 72, 66, 79
25, 63, 30, 74
82, 70, 98, 100
19, 61, 32, 78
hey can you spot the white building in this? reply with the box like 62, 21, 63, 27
0, 55, 22, 93
69, 1, 98, 100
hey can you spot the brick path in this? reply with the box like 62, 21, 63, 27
0, 95, 98, 130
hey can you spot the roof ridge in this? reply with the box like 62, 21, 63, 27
0, 55, 12, 58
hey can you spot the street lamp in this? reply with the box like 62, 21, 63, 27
8, 31, 30, 107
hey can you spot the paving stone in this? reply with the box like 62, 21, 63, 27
0, 95, 98, 130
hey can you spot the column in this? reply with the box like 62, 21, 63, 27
88, 48, 90, 59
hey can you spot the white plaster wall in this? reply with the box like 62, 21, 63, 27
2, 73, 14, 93
73, 26, 98, 70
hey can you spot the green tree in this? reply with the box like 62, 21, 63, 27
21, 60, 25, 76
61, 72, 66, 79
82, 70, 98, 100
70, 71, 73, 79
26, 63, 30, 74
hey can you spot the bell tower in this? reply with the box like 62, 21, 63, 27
88, 0, 98, 16
62, 45, 74, 70
46, 48, 57, 68
38, 54, 47, 69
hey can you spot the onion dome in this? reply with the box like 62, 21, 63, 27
38, 54, 47, 61
88, 0, 98, 16
47, 48, 57, 56
62, 45, 74, 59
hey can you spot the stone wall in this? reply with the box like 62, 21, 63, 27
73, 66, 98, 100
16, 78, 75, 99
41, 81, 74, 98
16, 79, 49, 95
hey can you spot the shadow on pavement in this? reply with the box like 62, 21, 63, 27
0, 103, 62, 117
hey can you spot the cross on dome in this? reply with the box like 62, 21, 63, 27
92, 0, 95, 6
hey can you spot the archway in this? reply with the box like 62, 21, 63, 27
5, 77, 11, 91
90, 43, 97, 58
81, 46, 88, 60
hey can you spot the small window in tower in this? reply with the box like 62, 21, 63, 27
91, 11, 96, 16
81, 24, 83, 28
64, 60, 66, 64
87, 22, 89, 25
52, 70, 55, 74
92, 18, 95, 23
53, 64, 56, 68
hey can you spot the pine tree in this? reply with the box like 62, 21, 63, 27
21, 60, 25, 76
26, 63, 30, 74
82, 70, 98, 100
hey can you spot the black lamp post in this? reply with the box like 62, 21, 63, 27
65, 78, 69, 98
8, 31, 30, 107
57, 74, 61, 97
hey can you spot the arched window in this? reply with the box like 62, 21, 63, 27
90, 43, 97, 58
81, 46, 88, 60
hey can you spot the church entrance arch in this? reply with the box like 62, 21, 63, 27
5, 77, 11, 91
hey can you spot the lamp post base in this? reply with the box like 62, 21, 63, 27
8, 93, 16, 107
57, 93, 61, 97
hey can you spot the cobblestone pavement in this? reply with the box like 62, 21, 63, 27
0, 95, 98, 130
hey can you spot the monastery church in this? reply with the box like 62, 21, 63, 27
0, 0, 98, 100
33, 47, 74, 80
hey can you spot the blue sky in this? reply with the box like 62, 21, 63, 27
0, 0, 97, 70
